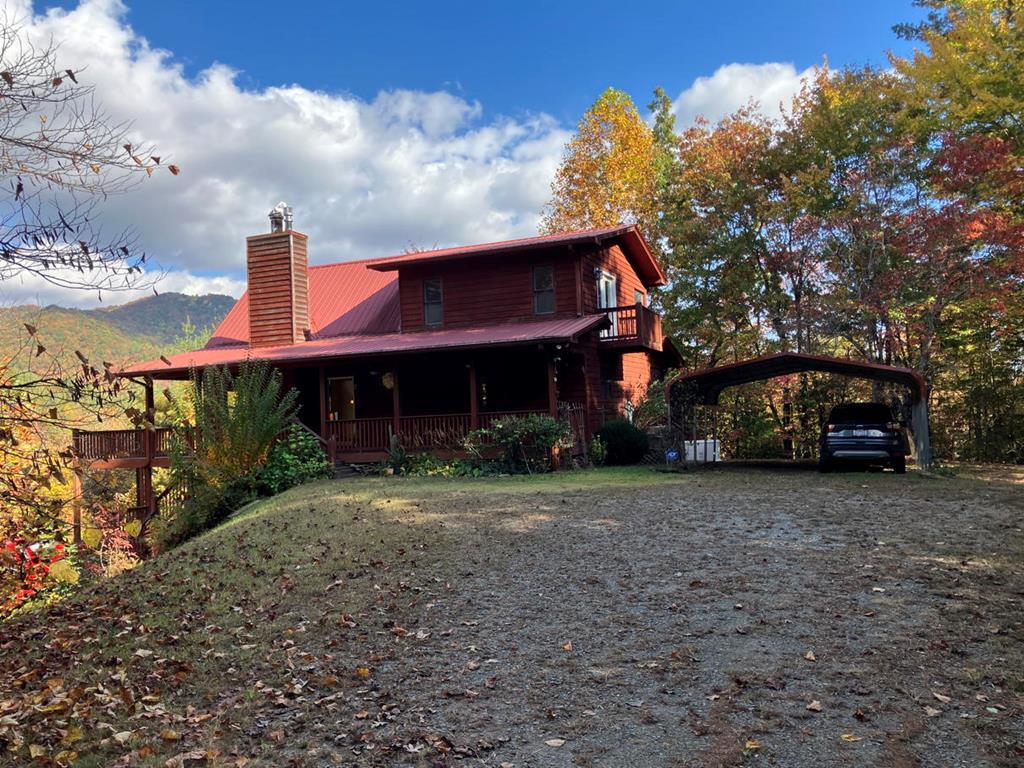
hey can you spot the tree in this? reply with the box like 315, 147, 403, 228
541, 88, 658, 244
893, 0, 1024, 219
0, 14, 171, 596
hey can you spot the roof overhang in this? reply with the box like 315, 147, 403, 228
364, 225, 667, 288
121, 314, 610, 380
668, 352, 928, 404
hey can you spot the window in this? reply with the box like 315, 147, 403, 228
533, 265, 555, 314
634, 289, 646, 306
423, 278, 443, 326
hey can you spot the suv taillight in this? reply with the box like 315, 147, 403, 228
827, 424, 837, 432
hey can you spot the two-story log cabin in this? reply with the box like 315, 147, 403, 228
74, 206, 680, 512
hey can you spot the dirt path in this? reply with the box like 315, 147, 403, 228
346, 468, 1024, 767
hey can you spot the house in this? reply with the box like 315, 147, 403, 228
71, 205, 680, 520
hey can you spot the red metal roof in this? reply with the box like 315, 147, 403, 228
207, 259, 400, 347
126, 315, 609, 379
362, 225, 667, 287
668, 352, 928, 404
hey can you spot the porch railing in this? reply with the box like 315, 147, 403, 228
327, 405, 586, 456
599, 304, 662, 349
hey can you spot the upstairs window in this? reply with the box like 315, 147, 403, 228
533, 265, 555, 315
634, 289, 646, 306
423, 278, 443, 326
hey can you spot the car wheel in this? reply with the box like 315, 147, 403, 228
892, 456, 906, 474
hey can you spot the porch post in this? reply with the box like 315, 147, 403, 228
71, 463, 82, 545
143, 376, 156, 521
391, 367, 401, 439
547, 355, 558, 417
468, 361, 479, 429
318, 366, 332, 463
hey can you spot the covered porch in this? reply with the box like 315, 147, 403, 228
288, 345, 588, 463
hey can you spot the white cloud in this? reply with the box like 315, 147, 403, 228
3, 2, 824, 310
6, 0, 570, 307
672, 62, 818, 127
0, 266, 246, 309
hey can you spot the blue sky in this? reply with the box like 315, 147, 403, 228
12, 0, 926, 307
46, 0, 923, 124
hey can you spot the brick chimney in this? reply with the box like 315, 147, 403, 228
246, 203, 309, 347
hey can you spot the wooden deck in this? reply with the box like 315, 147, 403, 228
71, 427, 193, 469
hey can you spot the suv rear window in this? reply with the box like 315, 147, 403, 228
828, 403, 893, 424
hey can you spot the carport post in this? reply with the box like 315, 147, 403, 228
912, 398, 933, 470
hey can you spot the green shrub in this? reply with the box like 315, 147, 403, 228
158, 361, 299, 549
155, 473, 257, 551
595, 419, 649, 465
588, 436, 608, 466
466, 414, 571, 474
632, 378, 671, 429
399, 453, 495, 477
258, 424, 332, 495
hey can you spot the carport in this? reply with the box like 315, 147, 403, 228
667, 352, 932, 469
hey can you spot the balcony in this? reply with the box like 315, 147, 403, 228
599, 304, 663, 352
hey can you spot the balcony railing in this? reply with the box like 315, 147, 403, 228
599, 304, 663, 351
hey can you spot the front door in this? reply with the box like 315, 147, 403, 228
328, 376, 355, 421
597, 271, 618, 337
327, 376, 356, 445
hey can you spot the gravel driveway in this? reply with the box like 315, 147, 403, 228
344, 466, 1024, 767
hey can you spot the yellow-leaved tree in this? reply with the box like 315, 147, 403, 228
541, 88, 658, 243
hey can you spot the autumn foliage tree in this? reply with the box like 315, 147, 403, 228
0, 14, 173, 606
541, 88, 659, 245
546, 5, 1023, 462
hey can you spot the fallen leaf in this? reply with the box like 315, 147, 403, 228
806, 700, 822, 712
160, 729, 181, 742
804, 650, 817, 662
744, 739, 762, 750
267, 730, 284, 743
840, 733, 862, 742
544, 739, 566, 747
924, 706, 942, 717
932, 691, 951, 704
29, 744, 46, 758
562, 641, 573, 652
355, 666, 371, 679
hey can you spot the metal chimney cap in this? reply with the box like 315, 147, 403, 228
268, 201, 294, 233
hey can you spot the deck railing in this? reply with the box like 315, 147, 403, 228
599, 304, 662, 349
71, 426, 195, 462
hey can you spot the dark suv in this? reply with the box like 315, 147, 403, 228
819, 402, 910, 473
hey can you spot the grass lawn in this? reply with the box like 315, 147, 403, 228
0, 465, 1021, 766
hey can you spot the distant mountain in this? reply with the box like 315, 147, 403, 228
0, 293, 236, 367
85, 293, 237, 344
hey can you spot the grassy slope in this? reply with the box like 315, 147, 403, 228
0, 468, 678, 767
3, 466, 1019, 766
